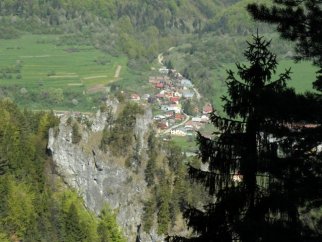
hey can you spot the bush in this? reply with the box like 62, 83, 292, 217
72, 122, 82, 144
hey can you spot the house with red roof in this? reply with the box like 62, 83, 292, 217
155, 82, 164, 89
166, 111, 175, 118
157, 121, 168, 130
175, 113, 185, 121
185, 121, 194, 129
170, 96, 180, 104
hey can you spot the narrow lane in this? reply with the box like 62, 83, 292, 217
161, 114, 190, 135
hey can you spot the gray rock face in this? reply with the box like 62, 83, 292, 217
91, 99, 119, 132
48, 107, 164, 242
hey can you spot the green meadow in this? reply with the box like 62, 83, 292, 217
0, 34, 130, 110
212, 60, 318, 113
171, 136, 198, 153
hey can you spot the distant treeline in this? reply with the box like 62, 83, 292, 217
0, 0, 270, 33
0, 1, 273, 63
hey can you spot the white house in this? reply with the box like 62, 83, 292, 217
167, 104, 182, 113
159, 67, 169, 74
154, 115, 166, 120
192, 117, 202, 122
170, 128, 187, 136
201, 115, 210, 122
181, 79, 193, 88
182, 90, 194, 99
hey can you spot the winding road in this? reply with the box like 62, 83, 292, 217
161, 114, 190, 135
158, 47, 175, 65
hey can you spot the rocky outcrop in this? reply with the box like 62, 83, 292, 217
91, 98, 119, 132
48, 104, 163, 242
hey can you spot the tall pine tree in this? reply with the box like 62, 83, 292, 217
168, 35, 322, 241
247, 0, 322, 90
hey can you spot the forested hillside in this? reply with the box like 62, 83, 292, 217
0, 0, 272, 62
0, 100, 125, 241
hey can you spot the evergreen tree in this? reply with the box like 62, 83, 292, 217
170, 160, 188, 225
142, 196, 157, 232
72, 122, 82, 144
0, 151, 8, 176
145, 157, 156, 187
145, 130, 158, 186
100, 125, 110, 152
157, 179, 171, 235
97, 205, 126, 242
247, 0, 322, 90
65, 203, 85, 242
167, 142, 184, 172
168, 35, 322, 241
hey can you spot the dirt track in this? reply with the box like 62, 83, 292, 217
114, 65, 122, 78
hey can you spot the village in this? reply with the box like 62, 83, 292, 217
128, 66, 214, 138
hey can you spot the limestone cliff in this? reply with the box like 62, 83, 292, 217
47, 102, 163, 242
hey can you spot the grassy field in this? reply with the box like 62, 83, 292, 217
0, 34, 132, 110
171, 136, 198, 153
212, 60, 318, 113
0, 35, 130, 88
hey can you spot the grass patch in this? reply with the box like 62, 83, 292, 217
0, 34, 132, 110
212, 60, 318, 114
171, 136, 198, 153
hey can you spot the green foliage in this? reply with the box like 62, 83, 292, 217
157, 179, 171, 235
0, 232, 10, 242
65, 203, 88, 242
182, 99, 195, 116
143, 139, 209, 235
97, 205, 126, 242
145, 157, 156, 187
166, 142, 184, 172
0, 100, 125, 241
142, 198, 157, 232
171, 35, 322, 241
100, 126, 110, 152
1, 176, 36, 238
72, 122, 82, 144
67, 116, 73, 125
145, 130, 158, 186
0, 26, 21, 39
100, 102, 143, 156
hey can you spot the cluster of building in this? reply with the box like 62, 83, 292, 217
129, 67, 214, 136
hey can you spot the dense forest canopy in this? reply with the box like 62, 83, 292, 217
0, 0, 273, 50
